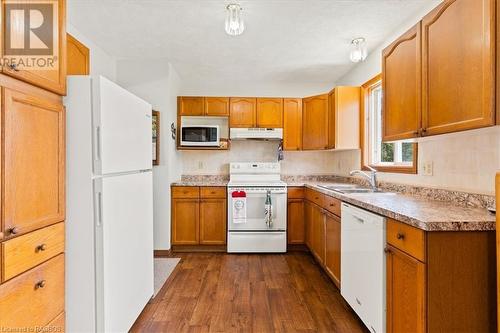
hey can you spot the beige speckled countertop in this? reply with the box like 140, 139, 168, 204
172, 177, 496, 232
305, 183, 495, 232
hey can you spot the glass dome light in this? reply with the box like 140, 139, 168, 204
350, 37, 367, 63
225, 4, 245, 36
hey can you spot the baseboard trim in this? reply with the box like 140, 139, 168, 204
172, 245, 227, 253
154, 249, 173, 257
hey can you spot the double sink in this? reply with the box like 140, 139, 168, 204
317, 183, 391, 194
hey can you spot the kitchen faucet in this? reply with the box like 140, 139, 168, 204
350, 166, 378, 191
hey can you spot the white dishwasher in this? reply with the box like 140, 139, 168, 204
341, 203, 386, 333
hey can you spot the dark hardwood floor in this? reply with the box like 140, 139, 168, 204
131, 252, 368, 333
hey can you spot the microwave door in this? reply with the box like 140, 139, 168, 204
181, 126, 219, 146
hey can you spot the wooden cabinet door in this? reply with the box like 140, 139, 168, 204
171, 199, 199, 245
199, 198, 226, 245
311, 205, 325, 264
304, 201, 313, 249
386, 245, 426, 333
283, 98, 302, 150
327, 89, 336, 149
205, 97, 229, 116
230, 98, 256, 127
382, 23, 422, 141
179, 97, 204, 116
287, 199, 304, 244
3, 87, 65, 237
1, 0, 67, 95
302, 94, 329, 150
67, 33, 89, 75
256, 98, 283, 128
421, 0, 495, 136
325, 213, 341, 287
334, 87, 361, 149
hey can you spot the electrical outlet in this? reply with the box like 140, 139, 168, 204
198, 161, 204, 170
422, 161, 433, 176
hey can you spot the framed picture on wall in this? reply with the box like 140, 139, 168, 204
152, 110, 160, 165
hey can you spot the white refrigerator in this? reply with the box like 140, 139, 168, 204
65, 76, 154, 332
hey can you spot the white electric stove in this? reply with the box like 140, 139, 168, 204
227, 162, 287, 253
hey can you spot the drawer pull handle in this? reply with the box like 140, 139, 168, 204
7, 227, 18, 235
396, 233, 405, 240
210, 191, 216, 194
8, 63, 19, 72
35, 280, 46, 289
330, 203, 334, 206
36, 244, 47, 252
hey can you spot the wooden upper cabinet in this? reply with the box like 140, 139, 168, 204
230, 97, 256, 127
1, 0, 67, 95
179, 97, 204, 116
256, 98, 283, 128
302, 94, 329, 150
205, 97, 229, 116
2, 86, 65, 238
382, 23, 422, 141
283, 98, 302, 150
421, 0, 495, 136
66, 33, 89, 75
386, 246, 426, 333
329, 87, 360, 149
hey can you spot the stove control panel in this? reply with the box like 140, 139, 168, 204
230, 162, 280, 174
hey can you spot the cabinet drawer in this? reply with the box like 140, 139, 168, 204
287, 187, 304, 199
172, 186, 200, 198
200, 187, 226, 198
305, 188, 324, 207
2, 223, 65, 282
0, 254, 65, 329
387, 219, 425, 262
323, 195, 341, 216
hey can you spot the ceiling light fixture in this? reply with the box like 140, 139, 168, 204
350, 38, 367, 63
225, 3, 245, 36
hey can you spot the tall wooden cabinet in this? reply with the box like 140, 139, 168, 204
0, 1, 66, 330
382, 0, 496, 140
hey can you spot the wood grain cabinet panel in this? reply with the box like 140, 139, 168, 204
1, 0, 67, 95
179, 97, 204, 116
311, 204, 325, 264
2, 87, 65, 238
67, 33, 89, 75
200, 199, 226, 245
45, 312, 65, 332
304, 201, 313, 249
287, 199, 304, 244
331, 87, 361, 149
256, 98, 283, 128
421, 0, 495, 136
386, 246, 426, 333
302, 94, 329, 150
283, 98, 302, 150
382, 23, 422, 141
2, 222, 65, 282
387, 219, 425, 262
205, 97, 229, 116
0, 254, 65, 329
325, 212, 341, 288
230, 98, 256, 127
171, 199, 199, 245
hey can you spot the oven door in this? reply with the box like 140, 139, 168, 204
227, 187, 287, 231
180, 126, 220, 146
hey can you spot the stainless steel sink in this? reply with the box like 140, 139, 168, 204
317, 184, 386, 194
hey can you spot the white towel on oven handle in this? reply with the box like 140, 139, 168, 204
232, 191, 247, 224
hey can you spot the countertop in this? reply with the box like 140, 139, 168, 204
172, 180, 496, 231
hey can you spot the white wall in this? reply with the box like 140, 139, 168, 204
334, 0, 500, 195
116, 59, 183, 250
67, 23, 117, 80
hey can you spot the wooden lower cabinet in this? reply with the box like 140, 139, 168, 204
304, 201, 313, 249
200, 199, 226, 244
311, 204, 325, 264
171, 186, 227, 249
325, 212, 341, 288
287, 199, 305, 244
386, 245, 425, 333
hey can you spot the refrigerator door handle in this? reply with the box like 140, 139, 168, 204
95, 125, 102, 161
96, 191, 103, 227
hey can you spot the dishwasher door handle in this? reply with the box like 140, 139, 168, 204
353, 215, 365, 224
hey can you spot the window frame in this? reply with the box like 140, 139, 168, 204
360, 74, 418, 174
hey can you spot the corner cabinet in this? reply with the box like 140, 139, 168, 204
421, 0, 495, 136
171, 186, 227, 250
382, 23, 421, 141
1, 0, 67, 95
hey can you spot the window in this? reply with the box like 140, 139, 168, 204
361, 74, 417, 173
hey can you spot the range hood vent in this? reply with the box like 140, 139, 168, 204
230, 128, 283, 140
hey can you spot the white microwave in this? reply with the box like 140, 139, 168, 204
180, 125, 220, 147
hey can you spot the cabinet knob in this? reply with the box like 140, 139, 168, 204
36, 244, 47, 252
396, 233, 405, 240
8, 63, 19, 72
384, 247, 391, 253
7, 227, 18, 235
35, 280, 46, 289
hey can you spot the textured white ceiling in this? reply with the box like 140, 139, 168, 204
68, 0, 435, 96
